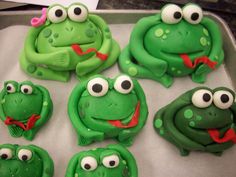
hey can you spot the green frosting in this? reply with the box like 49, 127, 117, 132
154, 87, 236, 156
0, 144, 54, 177
65, 144, 138, 177
0, 81, 53, 140
20, 3, 120, 82
68, 75, 148, 146
119, 3, 224, 88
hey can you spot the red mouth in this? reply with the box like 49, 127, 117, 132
108, 101, 140, 128
71, 44, 108, 61
5, 114, 40, 131
207, 128, 236, 144
179, 54, 217, 69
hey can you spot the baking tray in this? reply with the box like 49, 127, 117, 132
0, 10, 236, 177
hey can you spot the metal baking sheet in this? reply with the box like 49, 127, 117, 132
0, 10, 236, 177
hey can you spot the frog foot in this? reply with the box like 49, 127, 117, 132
23, 130, 36, 141
8, 126, 23, 137
191, 72, 207, 83
78, 136, 93, 146
118, 137, 134, 147
52, 51, 70, 68
179, 148, 190, 156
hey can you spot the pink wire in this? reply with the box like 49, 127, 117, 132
31, 8, 47, 27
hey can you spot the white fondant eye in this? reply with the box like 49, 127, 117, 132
81, 156, 97, 171
0, 148, 13, 160
6, 83, 16, 93
20, 85, 33, 95
87, 78, 109, 97
183, 4, 203, 24
161, 4, 182, 24
68, 4, 88, 22
47, 5, 67, 23
102, 155, 120, 168
18, 149, 32, 161
114, 75, 133, 94
213, 90, 234, 109
192, 89, 213, 108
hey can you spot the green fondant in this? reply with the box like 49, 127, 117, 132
118, 3, 224, 88
154, 86, 236, 156
184, 109, 193, 119
0, 144, 54, 177
65, 144, 138, 177
125, 60, 131, 64
27, 65, 37, 73
128, 67, 138, 76
68, 75, 148, 146
155, 29, 164, 37
20, 3, 120, 82
0, 81, 53, 140
155, 119, 162, 128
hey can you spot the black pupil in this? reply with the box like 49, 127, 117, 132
221, 94, 229, 103
24, 88, 28, 93
55, 9, 63, 17
191, 13, 199, 21
22, 155, 28, 161
84, 164, 91, 170
121, 80, 131, 90
203, 93, 211, 102
74, 7, 82, 15
174, 11, 181, 19
6, 86, 12, 91
92, 84, 103, 93
1, 154, 8, 159
109, 160, 116, 166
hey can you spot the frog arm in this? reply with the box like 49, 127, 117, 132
118, 81, 148, 140
30, 145, 54, 177
0, 91, 6, 121
76, 15, 113, 76
24, 27, 70, 68
130, 15, 167, 77
68, 83, 104, 140
65, 153, 80, 177
164, 98, 205, 151
194, 17, 224, 75
108, 144, 138, 177
34, 85, 53, 127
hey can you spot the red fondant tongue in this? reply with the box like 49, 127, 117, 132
5, 114, 40, 131
207, 128, 236, 144
180, 54, 217, 69
71, 44, 108, 61
108, 101, 140, 128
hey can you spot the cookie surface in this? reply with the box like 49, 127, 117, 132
65, 144, 138, 177
0, 80, 53, 140
119, 3, 223, 88
0, 144, 54, 177
68, 75, 148, 146
154, 87, 236, 156
20, 3, 120, 82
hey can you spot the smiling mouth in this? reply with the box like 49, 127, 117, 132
161, 50, 203, 57
92, 101, 140, 128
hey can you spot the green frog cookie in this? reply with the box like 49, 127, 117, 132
65, 144, 138, 177
0, 81, 53, 140
154, 87, 236, 156
119, 3, 223, 87
68, 75, 148, 146
20, 3, 120, 82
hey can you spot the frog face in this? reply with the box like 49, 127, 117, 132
65, 144, 138, 177
78, 75, 144, 131
144, 4, 212, 64
175, 87, 235, 145
37, 3, 102, 53
1, 81, 43, 121
0, 144, 54, 177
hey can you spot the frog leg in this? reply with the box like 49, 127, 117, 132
192, 17, 224, 83
129, 15, 168, 77
23, 27, 71, 68
118, 82, 149, 146
76, 15, 117, 78
20, 51, 70, 82
77, 39, 120, 81
119, 45, 173, 88
30, 145, 54, 177
68, 83, 104, 146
